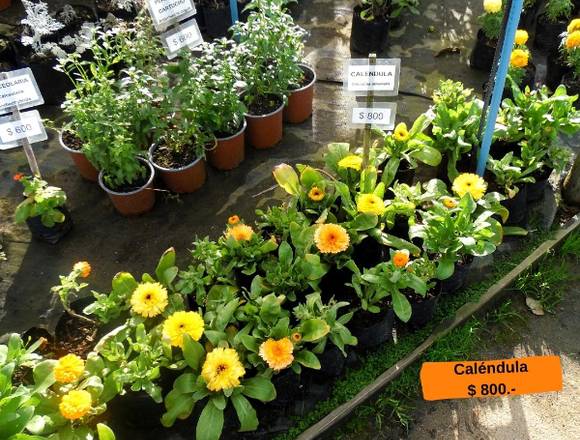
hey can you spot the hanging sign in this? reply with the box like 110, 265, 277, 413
0, 110, 47, 150
351, 102, 397, 130
344, 59, 401, 96
161, 18, 203, 59
0, 68, 44, 115
146, 0, 197, 31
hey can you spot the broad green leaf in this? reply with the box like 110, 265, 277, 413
97, 423, 116, 440
196, 401, 224, 440
300, 319, 330, 342
241, 377, 276, 402
273, 164, 300, 196
392, 291, 412, 323
294, 350, 321, 370
231, 394, 259, 432
155, 248, 177, 286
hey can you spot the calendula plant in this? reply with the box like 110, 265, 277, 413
430, 80, 483, 181
508, 32, 531, 87
375, 114, 441, 187
52, 262, 95, 325
390, 0, 420, 18
356, 0, 390, 20
13, 174, 67, 227
256, 205, 309, 241
545, 0, 573, 23
561, 19, 580, 79
479, 0, 504, 40
349, 249, 428, 321
486, 152, 540, 198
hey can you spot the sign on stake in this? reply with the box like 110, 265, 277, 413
0, 68, 44, 115
161, 17, 203, 60
146, 0, 197, 31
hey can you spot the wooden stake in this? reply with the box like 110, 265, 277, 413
361, 53, 376, 169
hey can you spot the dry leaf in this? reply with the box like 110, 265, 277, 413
526, 297, 545, 316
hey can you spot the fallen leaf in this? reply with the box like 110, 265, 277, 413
525, 297, 545, 316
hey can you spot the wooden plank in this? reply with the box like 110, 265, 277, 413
297, 215, 580, 440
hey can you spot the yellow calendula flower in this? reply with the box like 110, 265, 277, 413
452, 173, 488, 200
130, 282, 168, 318
59, 390, 92, 420
228, 215, 240, 225
314, 224, 350, 254
201, 347, 245, 392
483, 0, 502, 14
393, 122, 410, 142
259, 338, 294, 371
510, 49, 529, 68
54, 354, 85, 383
392, 250, 410, 268
357, 194, 386, 216
163, 311, 205, 348
442, 197, 458, 209
227, 224, 254, 241
308, 186, 325, 201
73, 261, 91, 278
566, 30, 580, 49
568, 18, 580, 33
338, 155, 363, 171
514, 29, 528, 46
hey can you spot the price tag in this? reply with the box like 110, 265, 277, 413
161, 18, 203, 59
420, 356, 562, 401
0, 110, 47, 150
0, 68, 44, 115
350, 103, 397, 130
344, 59, 401, 96
146, 0, 196, 31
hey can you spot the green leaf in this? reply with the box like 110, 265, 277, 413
231, 394, 259, 432
294, 350, 321, 370
348, 213, 378, 231
161, 391, 195, 427
503, 226, 528, 236
241, 377, 276, 402
381, 157, 400, 187
155, 248, 177, 286
391, 291, 412, 323
111, 272, 139, 299
436, 258, 456, 280
413, 145, 442, 166
196, 401, 224, 440
32, 360, 56, 393
97, 423, 116, 440
273, 164, 300, 196
300, 319, 330, 342
174, 373, 198, 394
278, 241, 293, 267
299, 165, 323, 189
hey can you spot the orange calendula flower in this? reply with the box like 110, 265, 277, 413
227, 224, 254, 241
566, 30, 580, 49
59, 390, 92, 420
228, 215, 240, 225
73, 261, 91, 278
442, 197, 457, 209
54, 354, 85, 383
259, 338, 294, 371
291, 332, 302, 343
392, 250, 410, 268
314, 224, 350, 254
308, 186, 325, 201
13, 173, 24, 181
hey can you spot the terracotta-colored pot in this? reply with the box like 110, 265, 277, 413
284, 64, 316, 124
59, 131, 99, 182
98, 158, 156, 216
0, 0, 11, 12
245, 97, 284, 149
148, 144, 207, 193
208, 120, 246, 170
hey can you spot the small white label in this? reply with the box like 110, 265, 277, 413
146, 0, 196, 31
0, 69, 44, 114
350, 103, 397, 130
0, 111, 46, 144
162, 18, 203, 59
344, 59, 401, 96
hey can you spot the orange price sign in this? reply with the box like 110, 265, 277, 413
420, 355, 562, 401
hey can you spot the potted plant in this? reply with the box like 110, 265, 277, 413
471, 0, 504, 71
546, 18, 580, 89
534, 0, 573, 56
13, 173, 73, 244
199, 0, 231, 39
193, 40, 247, 171
560, 21, 580, 98
505, 41, 535, 98
351, 1, 391, 54
232, 3, 306, 148
429, 80, 483, 183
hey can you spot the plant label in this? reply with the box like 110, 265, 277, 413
146, 0, 196, 31
344, 59, 401, 96
0, 110, 47, 150
161, 18, 203, 60
351, 103, 397, 130
0, 68, 44, 115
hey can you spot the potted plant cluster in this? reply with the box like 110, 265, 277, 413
471, 0, 504, 71
560, 19, 580, 97
534, 0, 574, 55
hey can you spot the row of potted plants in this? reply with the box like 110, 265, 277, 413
53, 2, 315, 216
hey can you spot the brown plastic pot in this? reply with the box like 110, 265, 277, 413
208, 120, 246, 171
0, 0, 11, 11
59, 131, 99, 182
245, 97, 284, 149
284, 64, 316, 124
98, 158, 156, 216
148, 144, 207, 193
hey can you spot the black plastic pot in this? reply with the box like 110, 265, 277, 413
437, 153, 474, 184
489, 140, 521, 159
440, 257, 473, 295
25, 206, 73, 244
203, 4, 231, 39
526, 167, 553, 203
545, 53, 570, 90
352, 236, 384, 269
317, 346, 347, 378
107, 391, 164, 429
519, 1, 541, 35
319, 266, 357, 303
407, 294, 439, 330
350, 6, 389, 55
470, 29, 497, 71
501, 184, 528, 228
270, 370, 303, 408
534, 15, 567, 56
387, 214, 411, 240
395, 164, 415, 185
0, 36, 17, 68
350, 309, 394, 349
562, 72, 580, 108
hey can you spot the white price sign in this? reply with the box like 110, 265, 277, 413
351, 103, 397, 130
344, 59, 401, 96
0, 68, 44, 114
162, 18, 203, 59
0, 110, 47, 149
146, 0, 196, 31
